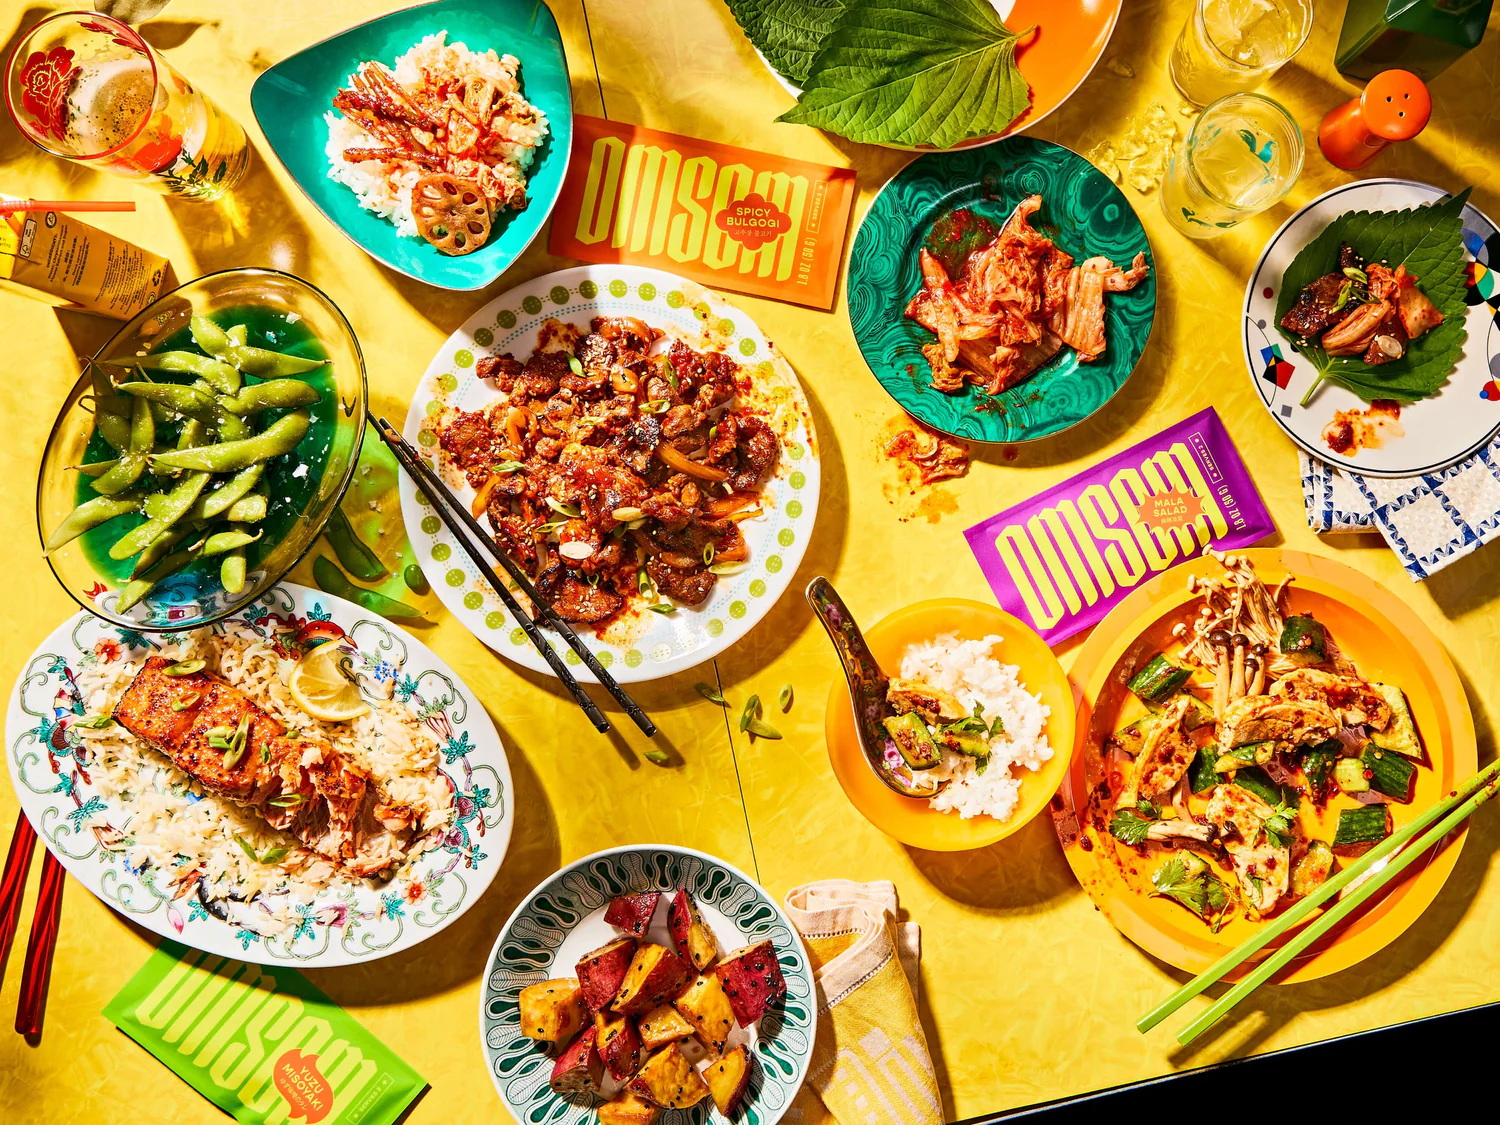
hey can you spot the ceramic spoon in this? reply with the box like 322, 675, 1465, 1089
806, 577, 947, 799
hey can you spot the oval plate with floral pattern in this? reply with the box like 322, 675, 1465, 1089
4, 583, 513, 967
401, 264, 821, 683
479, 844, 815, 1125
847, 138, 1155, 443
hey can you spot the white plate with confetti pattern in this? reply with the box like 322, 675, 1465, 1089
400, 265, 820, 683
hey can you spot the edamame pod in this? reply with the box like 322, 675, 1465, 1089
117, 541, 201, 612
224, 344, 326, 377
190, 315, 231, 358
223, 493, 267, 523
324, 507, 386, 580
130, 527, 190, 577
199, 464, 264, 518
129, 394, 155, 453
74, 459, 120, 477
91, 452, 149, 496
227, 324, 247, 347
177, 417, 208, 450
403, 563, 429, 594
218, 378, 321, 415
104, 351, 240, 394
313, 556, 423, 620
220, 549, 247, 595
209, 401, 252, 441
109, 471, 211, 559
201, 527, 261, 558
116, 382, 218, 423
94, 402, 132, 452
43, 495, 140, 554
150, 409, 310, 473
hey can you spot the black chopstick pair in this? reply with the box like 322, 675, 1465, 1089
367, 413, 657, 738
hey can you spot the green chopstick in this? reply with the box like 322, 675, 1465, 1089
1176, 765, 1500, 1044
1138, 756, 1500, 1037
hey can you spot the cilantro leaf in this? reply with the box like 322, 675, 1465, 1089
1151, 854, 1231, 920
1276, 189, 1472, 405
723, 0, 851, 86
1108, 808, 1155, 846
1136, 798, 1159, 820
778, 0, 1034, 150
1261, 794, 1300, 849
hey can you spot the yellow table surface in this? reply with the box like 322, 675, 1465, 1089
3, 1, 1500, 1121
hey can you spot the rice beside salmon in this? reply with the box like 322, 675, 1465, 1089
323, 32, 549, 240
897, 633, 1053, 821
72, 623, 454, 934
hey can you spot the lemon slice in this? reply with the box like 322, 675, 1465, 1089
287, 642, 368, 722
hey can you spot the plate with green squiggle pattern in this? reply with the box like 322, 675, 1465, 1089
847, 138, 1155, 443
480, 844, 815, 1124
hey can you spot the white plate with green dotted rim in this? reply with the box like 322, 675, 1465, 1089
400, 264, 821, 683
479, 843, 816, 1124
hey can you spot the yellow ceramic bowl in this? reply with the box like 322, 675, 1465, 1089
1055, 549, 1476, 983
824, 598, 1075, 851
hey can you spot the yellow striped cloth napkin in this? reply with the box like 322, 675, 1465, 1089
782, 880, 943, 1125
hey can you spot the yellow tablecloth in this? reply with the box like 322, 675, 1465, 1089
2, 1, 1499, 1122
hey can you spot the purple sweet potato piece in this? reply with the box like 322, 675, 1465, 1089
713, 940, 787, 1027
576, 936, 638, 1012
549, 1026, 603, 1096
604, 892, 660, 938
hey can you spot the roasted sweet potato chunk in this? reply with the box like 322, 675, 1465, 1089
518, 978, 588, 1042
704, 1043, 753, 1116
673, 972, 735, 1058
576, 936, 638, 1012
666, 889, 720, 971
594, 1010, 644, 1081
549, 1026, 603, 1095
714, 940, 786, 1026
638, 1003, 696, 1051
626, 1043, 711, 1109
611, 943, 693, 1016
604, 891, 660, 938
598, 1090, 661, 1125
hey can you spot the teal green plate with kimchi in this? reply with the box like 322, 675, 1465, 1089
847, 138, 1155, 443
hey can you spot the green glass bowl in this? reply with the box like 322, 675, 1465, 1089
846, 137, 1156, 443
249, 0, 572, 291
38, 268, 367, 632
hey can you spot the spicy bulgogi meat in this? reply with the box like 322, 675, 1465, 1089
438, 317, 779, 624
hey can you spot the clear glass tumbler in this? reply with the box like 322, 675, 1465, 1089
1169, 0, 1314, 107
1160, 92, 1304, 239
5, 10, 250, 200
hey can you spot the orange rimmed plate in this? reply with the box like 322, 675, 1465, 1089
1054, 549, 1476, 983
824, 598, 1075, 850
756, 0, 1122, 149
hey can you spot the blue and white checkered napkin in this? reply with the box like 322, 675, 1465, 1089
1301, 439, 1500, 579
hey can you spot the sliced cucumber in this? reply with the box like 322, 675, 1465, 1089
1189, 745, 1219, 794
1291, 840, 1334, 896
1362, 743, 1416, 802
883, 713, 942, 770
1369, 683, 1422, 759
1300, 740, 1340, 804
1106, 714, 1155, 758
1280, 615, 1327, 665
1231, 766, 1283, 807
1334, 756, 1370, 794
1215, 740, 1274, 772
1333, 804, 1391, 852
1127, 655, 1190, 703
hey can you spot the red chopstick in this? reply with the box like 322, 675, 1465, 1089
15, 850, 64, 1039
0, 200, 135, 214
0, 813, 38, 984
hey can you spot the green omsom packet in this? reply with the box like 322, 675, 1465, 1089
104, 941, 425, 1125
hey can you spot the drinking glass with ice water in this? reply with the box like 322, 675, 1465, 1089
1170, 0, 1313, 106
1161, 93, 1304, 239
5, 11, 250, 200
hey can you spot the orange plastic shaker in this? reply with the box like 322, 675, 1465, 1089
1319, 70, 1431, 170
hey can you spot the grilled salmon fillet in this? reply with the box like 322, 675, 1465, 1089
114, 656, 414, 876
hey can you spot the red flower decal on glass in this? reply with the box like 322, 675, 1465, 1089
120, 126, 183, 173
18, 46, 76, 142
78, 19, 148, 55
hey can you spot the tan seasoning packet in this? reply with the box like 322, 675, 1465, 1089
0, 195, 174, 318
